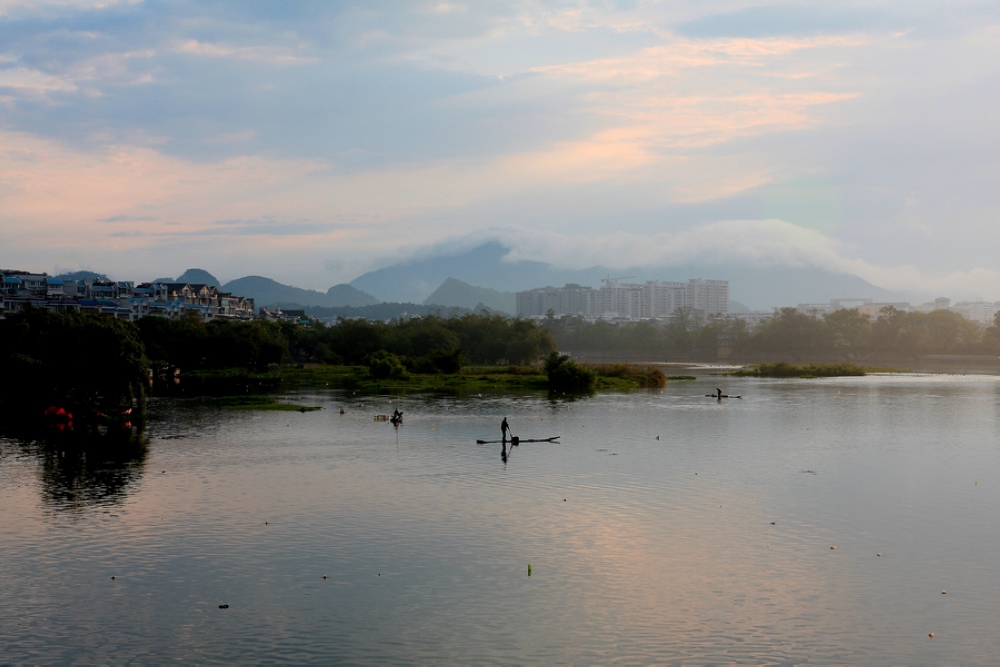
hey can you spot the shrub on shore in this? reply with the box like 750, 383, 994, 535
544, 352, 597, 391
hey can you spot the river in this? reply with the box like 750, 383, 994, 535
3, 372, 1000, 663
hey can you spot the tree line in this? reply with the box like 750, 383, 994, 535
0, 309, 558, 417
550, 306, 1000, 359
6, 304, 997, 419
140, 312, 557, 372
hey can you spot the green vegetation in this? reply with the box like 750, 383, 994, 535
141, 312, 556, 372
544, 353, 597, 391
729, 362, 868, 378
217, 396, 321, 411
550, 306, 1000, 359
139, 314, 289, 371
588, 362, 667, 388
0, 309, 147, 419
213, 361, 666, 393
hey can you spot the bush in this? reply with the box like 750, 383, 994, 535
544, 352, 596, 391
731, 362, 867, 378
367, 350, 409, 380
590, 363, 667, 388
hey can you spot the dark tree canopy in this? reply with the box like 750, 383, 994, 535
0, 309, 148, 417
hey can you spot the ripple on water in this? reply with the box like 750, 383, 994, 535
3, 378, 1000, 662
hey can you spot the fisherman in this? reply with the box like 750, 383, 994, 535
501, 417, 510, 442
716, 388, 723, 399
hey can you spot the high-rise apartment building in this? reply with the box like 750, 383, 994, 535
516, 279, 729, 320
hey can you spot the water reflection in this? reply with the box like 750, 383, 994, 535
7, 424, 148, 511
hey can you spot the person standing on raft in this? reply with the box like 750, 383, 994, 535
501, 417, 510, 442
716, 388, 723, 399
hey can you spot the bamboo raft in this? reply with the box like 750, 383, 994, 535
476, 436, 560, 444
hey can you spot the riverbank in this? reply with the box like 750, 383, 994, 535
184, 362, 668, 394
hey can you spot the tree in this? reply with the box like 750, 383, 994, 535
544, 352, 596, 391
0, 309, 148, 418
367, 350, 408, 380
824, 308, 872, 351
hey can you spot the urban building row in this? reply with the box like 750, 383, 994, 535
517, 278, 729, 322
0, 270, 255, 321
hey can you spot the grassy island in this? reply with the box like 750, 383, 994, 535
198, 360, 668, 394
728, 362, 883, 378
217, 396, 322, 411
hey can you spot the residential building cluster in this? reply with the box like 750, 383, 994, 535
517, 278, 729, 322
0, 269, 255, 321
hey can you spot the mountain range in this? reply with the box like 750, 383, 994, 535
350, 242, 897, 310
76, 241, 898, 312
222, 276, 379, 309
423, 278, 516, 314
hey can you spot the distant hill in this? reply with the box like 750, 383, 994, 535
55, 270, 111, 282
351, 242, 609, 303
423, 278, 516, 314
350, 241, 897, 310
222, 275, 379, 308
176, 268, 220, 287
326, 283, 379, 307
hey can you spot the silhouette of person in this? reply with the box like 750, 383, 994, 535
501, 417, 510, 442
716, 388, 723, 399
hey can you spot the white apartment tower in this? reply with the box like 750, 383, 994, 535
516, 278, 729, 320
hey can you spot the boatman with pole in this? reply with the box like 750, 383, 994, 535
501, 417, 510, 443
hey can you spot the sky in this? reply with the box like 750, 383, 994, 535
1, 0, 998, 299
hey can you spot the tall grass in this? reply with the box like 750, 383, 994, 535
730, 362, 867, 378
589, 363, 667, 388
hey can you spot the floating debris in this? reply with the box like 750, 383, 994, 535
929, 633, 935, 638
830, 546, 837, 550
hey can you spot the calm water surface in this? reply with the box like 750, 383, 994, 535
3, 374, 1000, 663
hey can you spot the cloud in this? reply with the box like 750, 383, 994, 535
173, 40, 319, 66
0, 67, 77, 94
458, 221, 1000, 301
96, 214, 157, 222
675, 4, 894, 39
1, 1, 998, 298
